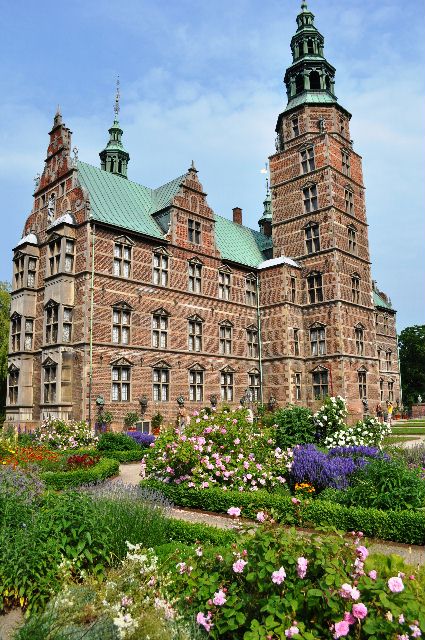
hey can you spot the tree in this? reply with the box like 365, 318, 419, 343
398, 325, 425, 409
0, 282, 11, 418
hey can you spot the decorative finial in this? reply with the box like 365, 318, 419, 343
260, 162, 269, 195
114, 76, 120, 119
301, 1, 308, 11
33, 173, 41, 189
189, 160, 198, 172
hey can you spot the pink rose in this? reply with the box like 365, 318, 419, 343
212, 589, 227, 606
227, 507, 241, 517
356, 546, 369, 562
343, 612, 356, 625
352, 603, 368, 620
285, 626, 300, 638
334, 620, 350, 638
368, 570, 377, 580
388, 576, 404, 593
409, 625, 422, 638
232, 559, 247, 573
271, 566, 286, 585
256, 511, 266, 522
297, 556, 308, 579
291, 497, 301, 505
196, 611, 213, 632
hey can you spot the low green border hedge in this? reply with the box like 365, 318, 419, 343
41, 457, 119, 489
141, 480, 425, 546
164, 517, 236, 546
62, 448, 145, 463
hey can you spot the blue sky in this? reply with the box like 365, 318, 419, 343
0, 0, 423, 330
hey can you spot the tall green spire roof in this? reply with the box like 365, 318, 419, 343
99, 78, 130, 178
283, 2, 338, 112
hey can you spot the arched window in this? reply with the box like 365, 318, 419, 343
307, 39, 314, 54
295, 74, 304, 94
309, 71, 321, 91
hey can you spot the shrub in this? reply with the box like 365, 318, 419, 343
324, 416, 391, 448
33, 418, 98, 450
151, 411, 164, 430
125, 431, 155, 448
66, 453, 100, 469
41, 457, 119, 489
123, 411, 140, 430
97, 431, 140, 451
168, 522, 425, 639
267, 405, 315, 448
314, 396, 347, 442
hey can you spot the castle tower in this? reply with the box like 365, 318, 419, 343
99, 79, 130, 178
268, 1, 381, 416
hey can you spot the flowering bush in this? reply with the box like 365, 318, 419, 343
33, 418, 98, 450
66, 453, 100, 469
324, 416, 391, 448
314, 396, 348, 443
169, 522, 425, 639
0, 444, 61, 469
143, 408, 292, 492
265, 405, 316, 448
125, 431, 155, 448
290, 444, 385, 491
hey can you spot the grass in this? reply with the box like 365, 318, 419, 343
391, 427, 425, 435
383, 436, 420, 445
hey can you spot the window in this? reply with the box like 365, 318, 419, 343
27, 257, 37, 287
246, 276, 257, 306
189, 369, 204, 401
48, 238, 61, 275
342, 150, 351, 176
305, 223, 320, 254
294, 373, 302, 400
312, 369, 329, 399
383, 315, 389, 334
388, 380, 394, 401
153, 367, 169, 401
310, 325, 326, 356
380, 378, 384, 402
294, 328, 300, 356
8, 368, 19, 405
188, 261, 202, 293
345, 190, 354, 215
247, 327, 259, 358
220, 371, 234, 401
44, 363, 57, 403
248, 370, 260, 402
153, 252, 169, 286
14, 255, 25, 289
300, 147, 315, 174
339, 117, 346, 137
188, 317, 203, 352
113, 243, 131, 278
112, 366, 131, 401
307, 273, 323, 303
378, 349, 385, 371
24, 319, 34, 350
355, 326, 364, 355
45, 303, 59, 344
292, 118, 300, 136
348, 226, 357, 253
358, 370, 367, 399
290, 277, 296, 303
64, 240, 75, 273
11, 315, 21, 351
188, 219, 201, 244
219, 322, 232, 355
303, 185, 318, 213
386, 351, 392, 371
218, 270, 231, 300
152, 312, 168, 349
351, 275, 360, 304
63, 307, 73, 343
112, 307, 130, 345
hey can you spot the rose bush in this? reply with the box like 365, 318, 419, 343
33, 418, 98, 450
324, 416, 391, 449
314, 396, 348, 443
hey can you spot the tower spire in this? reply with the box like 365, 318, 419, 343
99, 77, 130, 179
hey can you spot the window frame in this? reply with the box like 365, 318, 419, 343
351, 274, 360, 304
11, 313, 22, 352
153, 251, 169, 287
386, 350, 392, 371
307, 272, 323, 303
293, 328, 300, 356
345, 189, 354, 216
152, 310, 169, 349
355, 325, 364, 355
189, 368, 204, 402
305, 222, 320, 254
218, 269, 231, 300
310, 325, 326, 356
188, 218, 201, 244
24, 318, 34, 351
341, 149, 351, 177
303, 184, 318, 213
113, 241, 132, 278
188, 260, 202, 294
45, 302, 59, 345
294, 372, 302, 401
153, 366, 170, 402
312, 368, 329, 399
246, 327, 259, 358
8, 367, 19, 405
43, 362, 57, 404
111, 365, 131, 402
112, 305, 131, 345
248, 370, 260, 402
188, 316, 203, 352
245, 276, 257, 306
220, 370, 234, 402
219, 321, 233, 355
358, 369, 367, 399
300, 146, 315, 174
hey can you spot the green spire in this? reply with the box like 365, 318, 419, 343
283, 2, 337, 111
258, 178, 272, 236
99, 78, 130, 178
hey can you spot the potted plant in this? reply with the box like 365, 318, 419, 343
151, 411, 164, 435
124, 411, 140, 431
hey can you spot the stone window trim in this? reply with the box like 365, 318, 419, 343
302, 182, 318, 214
112, 301, 133, 346
188, 218, 201, 245
309, 322, 326, 357
44, 299, 74, 345
341, 147, 351, 177
245, 273, 257, 306
24, 317, 35, 351
46, 233, 75, 277
113, 235, 134, 279
42, 357, 58, 405
311, 365, 329, 399
358, 367, 367, 400
151, 308, 170, 350
248, 368, 261, 402
355, 323, 364, 356
300, 145, 315, 174
304, 221, 320, 254
189, 363, 205, 402
290, 276, 297, 303
219, 320, 233, 355
152, 246, 170, 287
344, 185, 355, 216
218, 265, 232, 301
10, 312, 22, 352
188, 257, 203, 294
293, 327, 300, 356
292, 117, 300, 137
347, 224, 357, 254
386, 350, 392, 371
220, 365, 235, 402
152, 360, 171, 402
8, 364, 19, 405
294, 372, 302, 401
388, 379, 394, 402
188, 314, 204, 352
13, 251, 39, 291
306, 271, 324, 304
379, 377, 384, 402
351, 273, 361, 304
246, 325, 259, 358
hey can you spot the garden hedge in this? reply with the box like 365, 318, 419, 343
41, 457, 119, 489
63, 448, 145, 463
142, 479, 425, 546
164, 517, 236, 546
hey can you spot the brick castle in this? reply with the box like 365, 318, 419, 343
6, 3, 400, 429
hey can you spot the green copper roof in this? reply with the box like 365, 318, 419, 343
285, 90, 337, 111
214, 214, 273, 268
373, 290, 393, 310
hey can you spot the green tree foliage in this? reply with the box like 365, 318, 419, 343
0, 282, 11, 418
398, 325, 425, 408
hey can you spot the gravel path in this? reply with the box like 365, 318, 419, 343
117, 463, 425, 566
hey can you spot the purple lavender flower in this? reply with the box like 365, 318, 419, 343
125, 432, 155, 448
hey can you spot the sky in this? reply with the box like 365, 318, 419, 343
0, 0, 424, 331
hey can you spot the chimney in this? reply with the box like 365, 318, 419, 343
232, 207, 242, 225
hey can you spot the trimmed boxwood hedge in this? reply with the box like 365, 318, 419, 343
41, 457, 119, 489
141, 479, 425, 546
164, 517, 236, 546
63, 448, 145, 463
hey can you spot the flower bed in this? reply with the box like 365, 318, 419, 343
41, 457, 119, 489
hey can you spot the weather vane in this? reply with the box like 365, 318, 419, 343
114, 76, 120, 118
